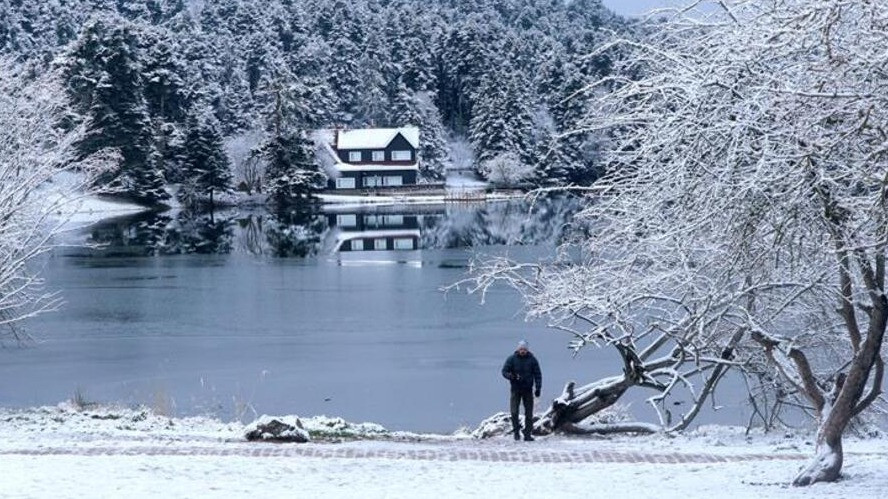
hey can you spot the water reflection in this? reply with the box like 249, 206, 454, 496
79, 196, 583, 257
325, 209, 422, 253
265, 210, 329, 258
163, 212, 235, 255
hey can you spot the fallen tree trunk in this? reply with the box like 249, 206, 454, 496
558, 421, 660, 435
535, 377, 633, 434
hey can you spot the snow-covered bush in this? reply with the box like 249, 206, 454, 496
478, 152, 534, 187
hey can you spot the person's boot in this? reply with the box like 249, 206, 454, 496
510, 413, 520, 441
523, 432, 535, 442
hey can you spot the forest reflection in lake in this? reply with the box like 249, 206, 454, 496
77, 196, 584, 259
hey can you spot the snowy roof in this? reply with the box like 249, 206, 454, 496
336, 127, 420, 150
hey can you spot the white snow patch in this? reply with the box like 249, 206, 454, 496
40, 172, 149, 227
2, 404, 887, 498
446, 171, 488, 189
336, 127, 419, 150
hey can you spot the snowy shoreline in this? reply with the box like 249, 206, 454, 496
2, 403, 887, 498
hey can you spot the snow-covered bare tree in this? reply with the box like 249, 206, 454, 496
225, 129, 264, 195
478, 152, 533, 188
470, 0, 888, 487
0, 59, 108, 342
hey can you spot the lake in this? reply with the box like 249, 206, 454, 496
0, 198, 749, 432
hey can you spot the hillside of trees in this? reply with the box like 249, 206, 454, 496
0, 0, 627, 207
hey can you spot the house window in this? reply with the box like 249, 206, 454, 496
336, 177, 356, 189
350, 239, 364, 251
348, 151, 362, 162
364, 215, 404, 227
384, 215, 404, 225
393, 238, 414, 250
372, 150, 385, 162
384, 175, 403, 187
374, 238, 388, 250
391, 150, 412, 161
336, 214, 357, 227
363, 176, 382, 187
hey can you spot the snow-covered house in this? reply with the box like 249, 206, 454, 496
325, 127, 420, 190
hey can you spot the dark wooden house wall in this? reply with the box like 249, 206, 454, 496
328, 214, 420, 231
326, 169, 418, 189
338, 235, 419, 252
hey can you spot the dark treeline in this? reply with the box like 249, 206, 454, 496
0, 0, 626, 206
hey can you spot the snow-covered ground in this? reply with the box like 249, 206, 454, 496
51, 194, 149, 227
1, 403, 886, 498
41, 172, 149, 228
445, 170, 488, 190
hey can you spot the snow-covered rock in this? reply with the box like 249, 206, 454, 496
472, 412, 514, 439
244, 415, 310, 443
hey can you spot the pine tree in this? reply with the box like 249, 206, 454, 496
385, 10, 437, 93
260, 81, 326, 207
63, 16, 169, 204
468, 70, 534, 174
153, 119, 186, 182
117, 0, 152, 21
262, 131, 324, 206
327, 34, 362, 122
541, 61, 602, 185
391, 82, 449, 181
142, 31, 188, 122
437, 17, 502, 132
353, 30, 391, 125
213, 42, 254, 134
179, 110, 233, 208
244, 34, 273, 97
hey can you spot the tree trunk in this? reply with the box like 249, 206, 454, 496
559, 421, 659, 435
793, 406, 849, 485
793, 291, 886, 486
535, 376, 634, 434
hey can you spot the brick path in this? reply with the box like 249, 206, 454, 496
0, 443, 808, 464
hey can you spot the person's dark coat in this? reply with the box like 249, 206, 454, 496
501, 351, 542, 393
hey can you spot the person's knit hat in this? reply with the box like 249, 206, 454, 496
517, 340, 528, 349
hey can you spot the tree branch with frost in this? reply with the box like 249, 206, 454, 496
0, 58, 109, 343
568, 0, 888, 486
467, 0, 888, 470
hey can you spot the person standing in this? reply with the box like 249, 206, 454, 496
501, 340, 542, 441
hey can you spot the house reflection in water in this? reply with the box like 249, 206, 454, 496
325, 207, 437, 253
